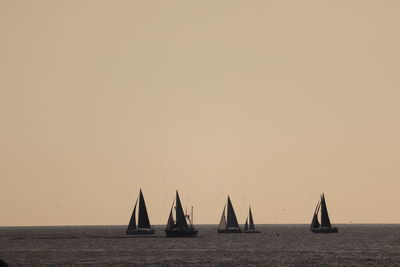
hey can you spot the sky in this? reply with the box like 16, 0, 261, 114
0, 0, 399, 226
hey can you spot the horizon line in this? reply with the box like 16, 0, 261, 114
1, 222, 400, 228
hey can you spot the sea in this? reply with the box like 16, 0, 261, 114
1, 225, 400, 266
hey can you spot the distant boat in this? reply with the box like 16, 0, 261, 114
310, 193, 338, 233
244, 206, 260, 233
126, 189, 155, 235
218, 196, 242, 233
165, 191, 198, 237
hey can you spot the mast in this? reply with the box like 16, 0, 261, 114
249, 207, 255, 230
138, 189, 151, 229
320, 194, 332, 228
127, 197, 138, 231
226, 196, 240, 229
191, 206, 194, 225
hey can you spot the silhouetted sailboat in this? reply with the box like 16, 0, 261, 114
165, 191, 198, 237
126, 189, 155, 235
244, 206, 260, 233
218, 196, 242, 233
310, 193, 338, 233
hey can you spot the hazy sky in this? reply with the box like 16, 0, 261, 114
1, 0, 399, 226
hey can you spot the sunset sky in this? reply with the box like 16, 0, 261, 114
1, 0, 399, 226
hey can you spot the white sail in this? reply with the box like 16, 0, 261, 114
218, 206, 227, 230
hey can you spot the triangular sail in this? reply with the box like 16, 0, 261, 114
218, 205, 227, 230
175, 191, 188, 229
311, 200, 321, 228
166, 207, 174, 231
311, 213, 320, 228
244, 218, 249, 232
249, 207, 255, 230
320, 194, 332, 228
138, 190, 151, 229
227, 196, 240, 229
127, 198, 138, 231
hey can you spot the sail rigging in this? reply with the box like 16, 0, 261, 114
126, 190, 155, 235
218, 206, 227, 230
310, 200, 321, 229
165, 190, 198, 237
243, 206, 259, 233
138, 190, 151, 229
165, 191, 190, 231
227, 196, 240, 229
310, 193, 338, 233
126, 189, 154, 235
175, 191, 188, 229
244, 218, 249, 232
320, 194, 332, 228
127, 198, 138, 231
166, 207, 174, 231
249, 207, 255, 230
218, 196, 241, 233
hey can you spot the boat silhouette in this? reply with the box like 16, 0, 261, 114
244, 206, 260, 233
218, 196, 242, 233
310, 193, 338, 233
165, 191, 198, 237
126, 189, 155, 235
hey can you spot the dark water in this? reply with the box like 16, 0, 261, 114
1, 225, 400, 266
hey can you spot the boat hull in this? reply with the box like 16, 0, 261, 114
218, 229, 242, 233
165, 227, 198, 237
244, 230, 260, 234
310, 227, 338, 233
126, 229, 155, 235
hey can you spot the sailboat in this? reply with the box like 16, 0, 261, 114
310, 193, 338, 233
126, 189, 155, 235
218, 196, 242, 233
243, 206, 260, 233
165, 191, 198, 237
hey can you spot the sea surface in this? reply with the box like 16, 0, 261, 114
1, 225, 400, 266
